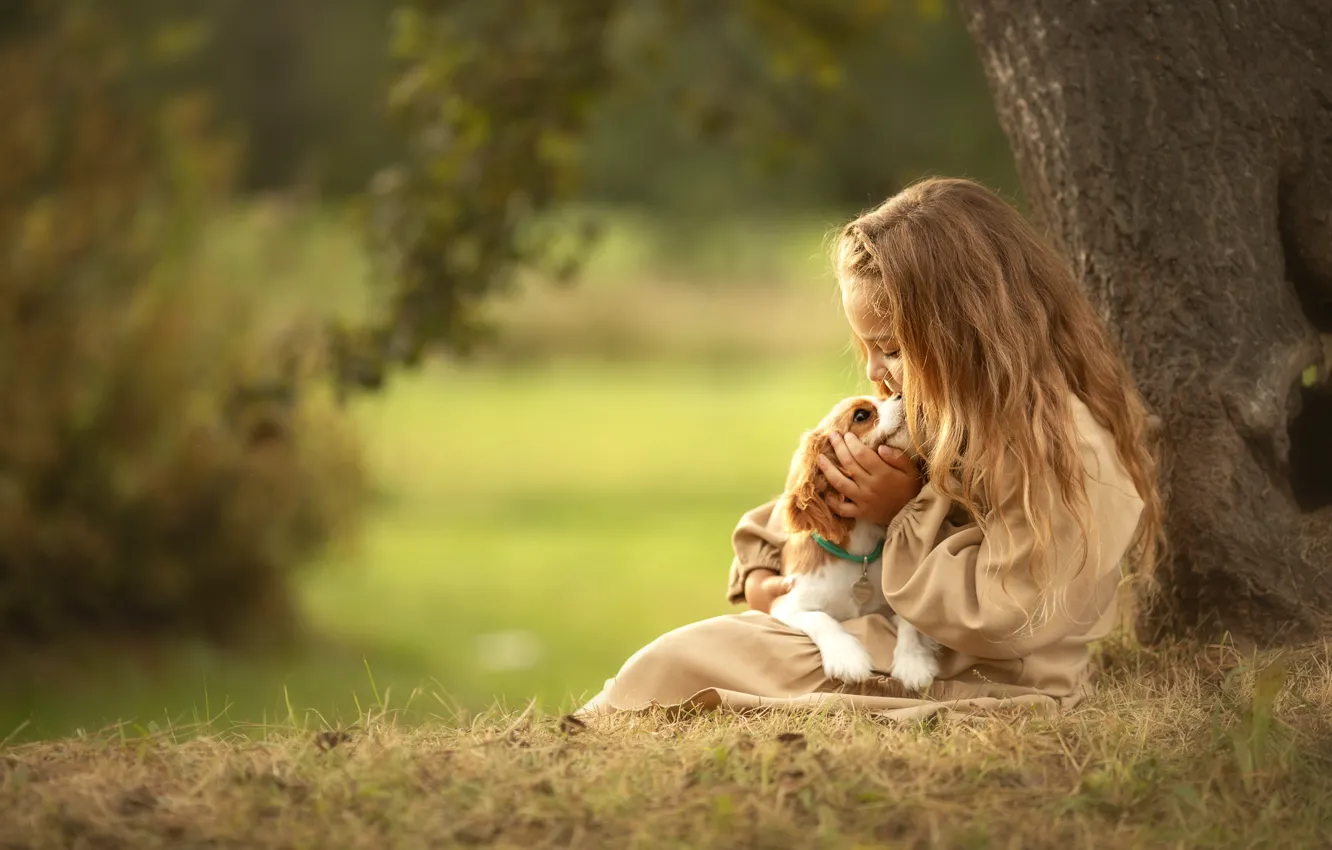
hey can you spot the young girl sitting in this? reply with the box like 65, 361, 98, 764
579, 178, 1162, 721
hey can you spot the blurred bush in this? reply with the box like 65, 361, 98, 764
0, 2, 362, 646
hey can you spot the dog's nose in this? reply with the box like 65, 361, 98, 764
875, 395, 906, 427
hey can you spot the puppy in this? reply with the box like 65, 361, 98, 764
770, 395, 941, 690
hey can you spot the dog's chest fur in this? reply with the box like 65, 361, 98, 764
775, 521, 890, 622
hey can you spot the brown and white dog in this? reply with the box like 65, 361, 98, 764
772, 395, 941, 690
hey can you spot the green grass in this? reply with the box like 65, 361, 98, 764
0, 202, 874, 740
308, 358, 875, 706
2, 356, 874, 739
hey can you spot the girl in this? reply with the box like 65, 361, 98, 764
579, 178, 1161, 721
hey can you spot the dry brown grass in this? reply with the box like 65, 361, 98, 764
3, 640, 1331, 849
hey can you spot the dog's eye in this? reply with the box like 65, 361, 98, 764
890, 394, 903, 402
852, 408, 873, 423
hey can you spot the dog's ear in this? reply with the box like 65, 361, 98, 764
783, 428, 851, 544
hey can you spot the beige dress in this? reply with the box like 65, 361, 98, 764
579, 397, 1146, 721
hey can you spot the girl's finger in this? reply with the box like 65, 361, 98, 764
818, 454, 861, 498
829, 432, 870, 479
843, 432, 888, 471
827, 495, 860, 518
877, 446, 920, 476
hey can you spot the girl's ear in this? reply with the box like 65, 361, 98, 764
783, 429, 851, 544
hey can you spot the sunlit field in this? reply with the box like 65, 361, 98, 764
0, 206, 868, 739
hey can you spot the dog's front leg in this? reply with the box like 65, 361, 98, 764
774, 609, 875, 683
890, 615, 940, 691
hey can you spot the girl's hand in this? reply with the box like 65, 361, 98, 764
744, 569, 792, 614
817, 432, 922, 526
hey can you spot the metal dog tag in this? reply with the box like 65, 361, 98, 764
851, 575, 874, 608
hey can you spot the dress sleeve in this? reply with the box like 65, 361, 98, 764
881, 431, 1145, 659
726, 499, 786, 605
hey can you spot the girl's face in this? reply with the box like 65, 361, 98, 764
842, 282, 904, 396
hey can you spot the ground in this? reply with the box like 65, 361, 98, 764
3, 641, 1330, 848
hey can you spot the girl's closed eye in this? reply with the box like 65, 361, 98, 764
868, 337, 899, 357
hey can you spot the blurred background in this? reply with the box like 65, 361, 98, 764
0, 0, 1018, 738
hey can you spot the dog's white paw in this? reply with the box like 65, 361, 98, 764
819, 634, 875, 683
890, 647, 939, 692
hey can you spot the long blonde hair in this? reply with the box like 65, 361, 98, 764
834, 178, 1162, 615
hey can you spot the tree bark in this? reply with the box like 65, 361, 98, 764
957, 0, 1332, 644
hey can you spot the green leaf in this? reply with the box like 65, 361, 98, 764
711, 792, 734, 830
1170, 783, 1204, 812
1302, 364, 1319, 387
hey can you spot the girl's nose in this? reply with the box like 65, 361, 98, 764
867, 353, 901, 393
866, 358, 886, 384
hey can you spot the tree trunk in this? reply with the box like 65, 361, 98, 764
957, 0, 1332, 644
